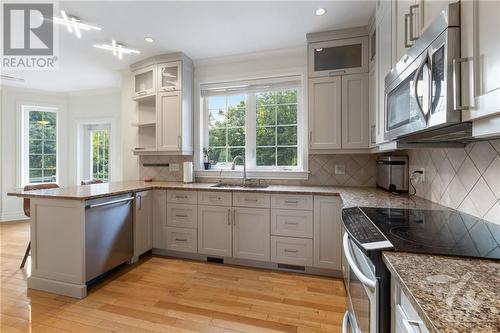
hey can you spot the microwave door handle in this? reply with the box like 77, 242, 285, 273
412, 54, 430, 123
342, 233, 377, 289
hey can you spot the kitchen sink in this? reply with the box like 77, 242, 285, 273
210, 183, 269, 189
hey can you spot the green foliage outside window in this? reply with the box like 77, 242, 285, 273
28, 111, 57, 183
92, 130, 109, 181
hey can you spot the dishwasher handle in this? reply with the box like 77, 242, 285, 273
86, 197, 134, 209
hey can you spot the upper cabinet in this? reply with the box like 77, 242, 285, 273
308, 36, 369, 77
158, 61, 181, 92
394, 0, 422, 63
307, 28, 370, 152
133, 65, 156, 99
130, 53, 194, 155
461, 0, 500, 122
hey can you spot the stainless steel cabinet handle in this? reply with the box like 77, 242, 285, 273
233, 209, 236, 226
86, 197, 134, 209
175, 214, 188, 218
409, 4, 420, 42
284, 249, 299, 253
138, 195, 142, 210
175, 195, 188, 199
244, 198, 258, 202
177, 136, 182, 149
453, 57, 471, 111
227, 209, 231, 226
175, 238, 188, 242
404, 13, 412, 48
284, 200, 299, 204
209, 195, 221, 200
284, 221, 299, 225
309, 131, 312, 144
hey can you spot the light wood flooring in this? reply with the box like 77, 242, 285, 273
0, 221, 347, 333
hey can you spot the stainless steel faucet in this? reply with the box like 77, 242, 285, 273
231, 155, 246, 185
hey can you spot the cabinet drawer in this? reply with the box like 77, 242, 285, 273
271, 209, 313, 238
233, 192, 270, 208
165, 227, 197, 253
271, 194, 313, 210
198, 191, 232, 206
271, 236, 313, 266
166, 203, 197, 229
167, 190, 197, 204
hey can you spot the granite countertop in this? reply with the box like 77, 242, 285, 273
7, 180, 440, 209
383, 251, 500, 333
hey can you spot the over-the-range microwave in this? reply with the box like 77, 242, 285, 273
384, 2, 470, 144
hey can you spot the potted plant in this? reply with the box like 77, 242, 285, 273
203, 147, 213, 170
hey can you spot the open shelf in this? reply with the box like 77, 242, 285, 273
132, 122, 156, 128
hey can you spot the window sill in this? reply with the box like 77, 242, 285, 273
194, 169, 309, 180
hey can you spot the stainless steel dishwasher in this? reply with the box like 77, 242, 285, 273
85, 193, 134, 282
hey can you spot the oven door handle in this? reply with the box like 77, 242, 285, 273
343, 233, 377, 289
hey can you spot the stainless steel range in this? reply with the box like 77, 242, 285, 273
341, 206, 500, 333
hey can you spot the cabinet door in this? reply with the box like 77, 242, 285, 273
152, 190, 167, 249
198, 205, 232, 257
376, 3, 393, 144
394, 0, 421, 62
461, 0, 500, 121
134, 191, 153, 256
156, 91, 182, 151
157, 61, 181, 92
342, 73, 369, 149
133, 65, 156, 98
422, 0, 452, 33
313, 196, 342, 270
368, 68, 377, 147
308, 76, 342, 150
233, 207, 270, 262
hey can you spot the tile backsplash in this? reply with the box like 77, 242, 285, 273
408, 140, 500, 225
139, 154, 377, 187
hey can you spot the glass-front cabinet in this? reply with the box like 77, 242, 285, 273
308, 36, 368, 77
158, 61, 181, 91
133, 65, 156, 99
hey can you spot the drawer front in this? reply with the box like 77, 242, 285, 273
271, 209, 313, 238
198, 191, 232, 206
233, 192, 270, 208
166, 203, 197, 229
167, 190, 197, 204
271, 236, 313, 266
271, 194, 313, 210
165, 227, 197, 253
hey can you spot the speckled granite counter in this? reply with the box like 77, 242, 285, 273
8, 180, 440, 209
383, 251, 500, 333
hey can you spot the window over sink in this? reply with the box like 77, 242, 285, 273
201, 75, 305, 176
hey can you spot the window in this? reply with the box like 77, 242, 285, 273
91, 129, 110, 181
22, 106, 58, 184
202, 76, 303, 172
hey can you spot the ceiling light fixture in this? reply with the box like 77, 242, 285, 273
48, 10, 101, 38
144, 37, 155, 43
93, 40, 140, 60
315, 8, 327, 16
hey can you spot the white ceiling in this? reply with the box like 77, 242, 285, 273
2, 1, 375, 92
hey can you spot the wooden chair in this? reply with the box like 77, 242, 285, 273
81, 179, 104, 185
21, 183, 59, 269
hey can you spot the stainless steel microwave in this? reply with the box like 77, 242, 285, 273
384, 2, 462, 142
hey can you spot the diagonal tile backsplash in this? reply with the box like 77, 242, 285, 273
408, 140, 500, 225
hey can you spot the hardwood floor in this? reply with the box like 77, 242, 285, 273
0, 221, 347, 333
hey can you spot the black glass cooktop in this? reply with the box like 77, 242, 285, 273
358, 207, 500, 259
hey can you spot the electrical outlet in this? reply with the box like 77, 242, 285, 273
419, 168, 425, 183
335, 164, 346, 175
169, 163, 179, 172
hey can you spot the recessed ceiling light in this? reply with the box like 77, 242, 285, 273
144, 37, 154, 43
315, 8, 327, 16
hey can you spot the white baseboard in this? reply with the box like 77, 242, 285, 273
28, 276, 87, 299
0, 211, 28, 222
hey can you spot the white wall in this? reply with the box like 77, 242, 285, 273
0, 86, 122, 221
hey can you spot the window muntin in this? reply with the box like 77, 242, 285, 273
27, 109, 57, 183
208, 95, 246, 167
91, 130, 110, 181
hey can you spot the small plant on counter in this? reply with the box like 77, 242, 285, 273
203, 147, 213, 170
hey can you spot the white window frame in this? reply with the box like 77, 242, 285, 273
197, 75, 309, 179
89, 125, 111, 182
20, 105, 60, 186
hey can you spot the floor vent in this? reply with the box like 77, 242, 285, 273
278, 263, 305, 271
207, 257, 224, 264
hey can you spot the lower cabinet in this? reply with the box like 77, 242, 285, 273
271, 236, 313, 266
233, 207, 270, 261
392, 276, 430, 333
313, 196, 342, 270
165, 227, 197, 253
134, 190, 153, 257
198, 205, 232, 257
